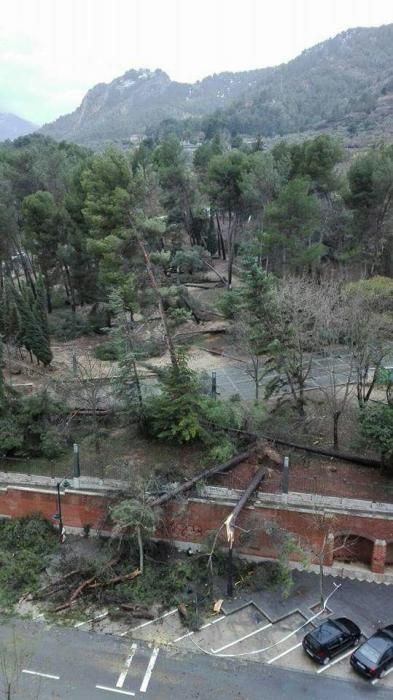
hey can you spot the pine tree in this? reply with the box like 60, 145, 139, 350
34, 277, 52, 366
14, 285, 52, 366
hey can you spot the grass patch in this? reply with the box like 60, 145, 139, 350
1, 426, 208, 482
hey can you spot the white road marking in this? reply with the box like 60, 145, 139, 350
317, 647, 357, 674
22, 670, 60, 680
212, 622, 272, 653
174, 615, 226, 642
75, 611, 108, 628
140, 647, 159, 693
371, 665, 393, 684
267, 641, 302, 664
116, 644, 137, 688
96, 686, 135, 696
121, 609, 177, 635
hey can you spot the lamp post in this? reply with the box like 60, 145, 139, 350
55, 479, 71, 543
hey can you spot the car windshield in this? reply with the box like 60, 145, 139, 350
359, 637, 390, 664
312, 621, 340, 644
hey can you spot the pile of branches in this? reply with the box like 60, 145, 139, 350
31, 556, 141, 613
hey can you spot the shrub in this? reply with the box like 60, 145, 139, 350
359, 403, 393, 468
49, 310, 93, 341
168, 308, 192, 326
206, 438, 236, 464
95, 340, 120, 361
344, 276, 393, 312
172, 247, 206, 274
217, 289, 241, 318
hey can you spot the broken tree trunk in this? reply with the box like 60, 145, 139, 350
224, 467, 266, 597
137, 236, 179, 373
202, 259, 227, 285
224, 467, 266, 548
88, 569, 141, 589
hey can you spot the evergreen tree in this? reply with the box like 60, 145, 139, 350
0, 337, 5, 409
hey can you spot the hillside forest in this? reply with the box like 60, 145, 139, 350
1, 131, 393, 477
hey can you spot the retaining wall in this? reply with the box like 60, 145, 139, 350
0, 480, 392, 574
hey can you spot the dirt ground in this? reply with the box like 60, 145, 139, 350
214, 450, 393, 503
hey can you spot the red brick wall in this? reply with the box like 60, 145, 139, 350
0, 485, 391, 572
0, 487, 108, 530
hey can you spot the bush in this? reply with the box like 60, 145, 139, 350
344, 276, 393, 312
206, 438, 236, 464
168, 308, 192, 326
49, 310, 93, 341
217, 289, 241, 319
95, 340, 120, 361
172, 247, 206, 274
359, 403, 393, 467
0, 392, 66, 458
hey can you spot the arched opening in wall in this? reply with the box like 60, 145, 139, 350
333, 534, 373, 566
386, 542, 393, 565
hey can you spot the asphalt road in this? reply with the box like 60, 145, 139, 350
1, 618, 391, 700
206, 349, 393, 400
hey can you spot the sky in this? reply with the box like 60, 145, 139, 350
1, 0, 393, 126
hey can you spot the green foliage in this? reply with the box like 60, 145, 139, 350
347, 145, 393, 273
359, 403, 393, 467
201, 396, 240, 432
168, 307, 192, 326
0, 415, 23, 453
207, 150, 250, 214
206, 438, 236, 465
110, 499, 156, 537
95, 340, 121, 361
172, 247, 206, 274
0, 392, 65, 458
48, 310, 95, 341
144, 352, 240, 446
290, 135, 343, 193
264, 176, 320, 272
216, 289, 242, 319
0, 515, 58, 604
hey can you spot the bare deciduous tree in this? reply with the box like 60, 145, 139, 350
55, 353, 114, 453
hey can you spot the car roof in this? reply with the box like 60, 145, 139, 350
309, 619, 342, 642
382, 625, 393, 639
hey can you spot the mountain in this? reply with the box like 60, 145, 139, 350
0, 113, 36, 141
40, 24, 393, 147
40, 67, 265, 147
217, 24, 393, 141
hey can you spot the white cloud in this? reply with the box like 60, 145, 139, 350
0, 0, 392, 123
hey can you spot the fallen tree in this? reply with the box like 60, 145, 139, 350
150, 449, 255, 507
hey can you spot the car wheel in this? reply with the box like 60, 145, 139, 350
322, 656, 330, 666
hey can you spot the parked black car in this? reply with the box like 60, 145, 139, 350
303, 617, 361, 665
351, 625, 393, 680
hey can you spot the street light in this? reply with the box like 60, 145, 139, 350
54, 479, 71, 543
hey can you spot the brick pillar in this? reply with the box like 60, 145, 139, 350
324, 533, 334, 566
371, 539, 386, 574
